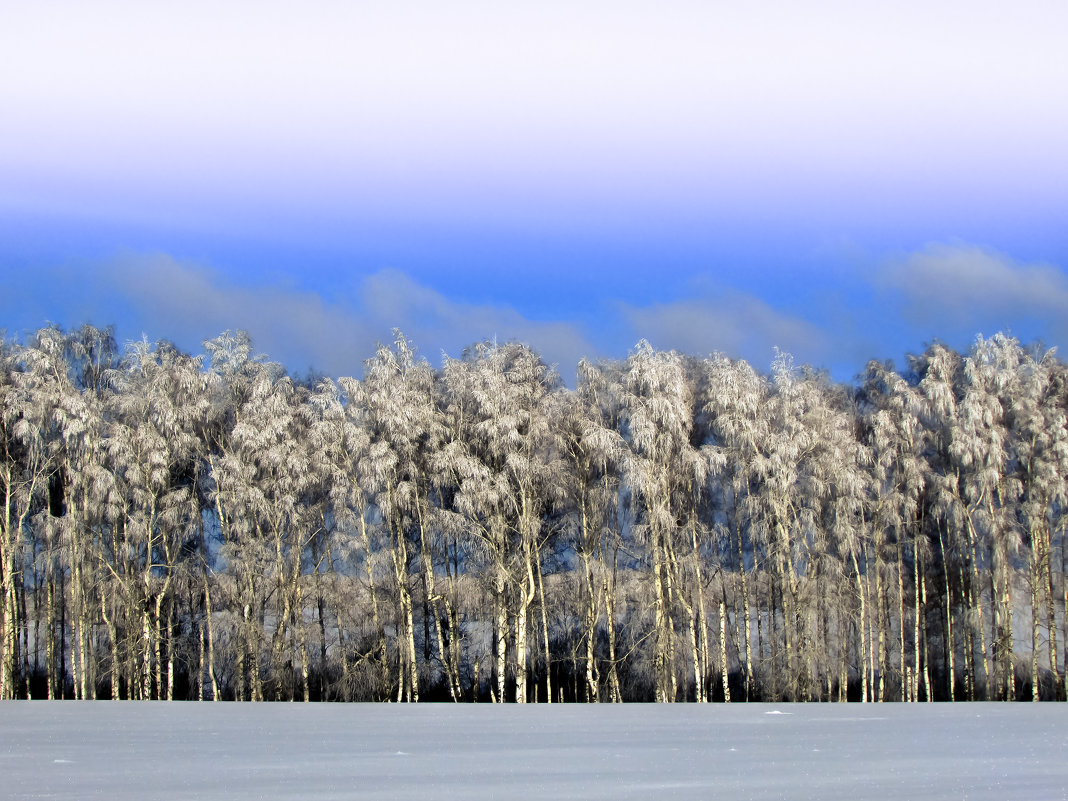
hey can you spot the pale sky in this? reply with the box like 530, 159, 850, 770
3, 1, 1066, 380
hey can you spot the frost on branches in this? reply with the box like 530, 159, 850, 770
1, 326, 1066, 702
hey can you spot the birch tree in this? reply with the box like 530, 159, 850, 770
202, 331, 285, 701
107, 338, 207, 699
560, 358, 627, 701
4, 320, 1066, 702
0, 338, 53, 698
702, 353, 771, 700
617, 342, 708, 702
958, 335, 1021, 700
308, 377, 387, 700
441, 340, 565, 702
1005, 345, 1067, 699
353, 333, 455, 702
31, 326, 115, 699
860, 360, 931, 701
915, 343, 985, 698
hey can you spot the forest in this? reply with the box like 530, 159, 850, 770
0, 324, 1065, 703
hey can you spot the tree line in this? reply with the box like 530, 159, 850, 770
1, 324, 1066, 702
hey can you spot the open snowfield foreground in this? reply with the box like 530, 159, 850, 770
2, 703, 1066, 800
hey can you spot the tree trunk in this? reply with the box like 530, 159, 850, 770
536, 547, 552, 704
603, 555, 622, 703
72, 526, 91, 701
937, 524, 955, 700
416, 496, 459, 702
515, 593, 528, 703
582, 552, 599, 702
851, 548, 869, 703
911, 542, 922, 702
494, 565, 507, 704
1030, 529, 1043, 701
166, 601, 175, 700
875, 552, 887, 703
203, 563, 218, 701
0, 468, 16, 699
735, 519, 753, 700
667, 538, 702, 703
1043, 526, 1059, 699
1062, 525, 1068, 701
101, 591, 120, 700
1000, 567, 1015, 701
964, 514, 990, 696
356, 506, 388, 697
775, 519, 800, 701
652, 526, 674, 702
514, 527, 539, 704
689, 517, 711, 703
898, 540, 908, 701
719, 600, 731, 702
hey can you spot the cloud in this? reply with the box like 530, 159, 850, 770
98, 255, 597, 380
16, 243, 1067, 389
617, 289, 830, 371
878, 243, 1068, 344
12, 253, 831, 381
358, 270, 596, 376
102, 253, 369, 376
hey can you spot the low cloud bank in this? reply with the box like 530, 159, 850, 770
9, 241, 1066, 382
879, 243, 1068, 347
99, 255, 598, 379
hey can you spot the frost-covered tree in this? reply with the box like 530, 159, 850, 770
964, 335, 1024, 700
0, 338, 51, 699
202, 332, 292, 701
354, 333, 453, 702
104, 339, 207, 699
440, 340, 565, 702
32, 325, 116, 699
914, 342, 989, 699
1004, 344, 1068, 700
860, 359, 932, 702
702, 353, 770, 700
308, 376, 386, 700
559, 358, 627, 702
617, 342, 709, 702
734, 352, 869, 702
2, 320, 1067, 703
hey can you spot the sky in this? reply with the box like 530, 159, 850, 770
2, 1, 1066, 383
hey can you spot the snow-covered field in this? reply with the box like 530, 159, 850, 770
3, 702, 1066, 800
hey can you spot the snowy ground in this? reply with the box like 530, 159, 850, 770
3, 702, 1066, 800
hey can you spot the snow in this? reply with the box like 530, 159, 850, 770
3, 702, 1066, 800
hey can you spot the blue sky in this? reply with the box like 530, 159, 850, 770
3, 1, 1067, 383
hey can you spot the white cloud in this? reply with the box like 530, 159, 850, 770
101, 255, 597, 379
618, 289, 830, 371
19, 243, 1068, 388
358, 270, 596, 375
878, 243, 1068, 344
